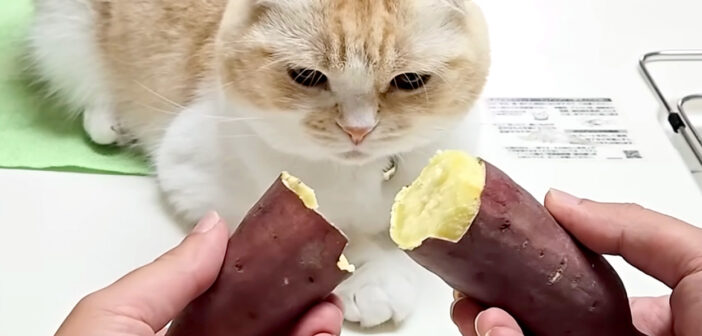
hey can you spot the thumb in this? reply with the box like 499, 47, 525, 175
89, 212, 229, 331
544, 189, 702, 288
474, 308, 524, 336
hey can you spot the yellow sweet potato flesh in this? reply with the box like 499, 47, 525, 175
281, 171, 319, 209
390, 150, 486, 250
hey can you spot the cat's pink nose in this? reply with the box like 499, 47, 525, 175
341, 126, 373, 145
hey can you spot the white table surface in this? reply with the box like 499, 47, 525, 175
2, 1, 702, 335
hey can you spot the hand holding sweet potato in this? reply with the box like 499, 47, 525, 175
390, 150, 646, 336
55, 211, 346, 336
453, 190, 702, 336
167, 173, 353, 336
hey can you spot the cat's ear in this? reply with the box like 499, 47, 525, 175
440, 0, 470, 14
219, 0, 272, 34
255, 0, 298, 7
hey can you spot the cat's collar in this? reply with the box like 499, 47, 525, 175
383, 155, 399, 181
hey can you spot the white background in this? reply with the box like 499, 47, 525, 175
2, 1, 702, 335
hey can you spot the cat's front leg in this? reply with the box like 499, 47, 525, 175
82, 99, 125, 145
334, 233, 421, 328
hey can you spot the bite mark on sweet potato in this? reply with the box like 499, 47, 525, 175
281, 171, 318, 209
282, 171, 353, 272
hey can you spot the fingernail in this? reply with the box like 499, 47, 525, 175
450, 291, 467, 317
548, 188, 581, 206
485, 328, 523, 336
191, 211, 220, 234
474, 310, 485, 336
450, 295, 466, 317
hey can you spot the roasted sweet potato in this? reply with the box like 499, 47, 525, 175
390, 150, 644, 336
166, 172, 354, 336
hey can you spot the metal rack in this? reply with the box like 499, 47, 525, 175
639, 50, 702, 165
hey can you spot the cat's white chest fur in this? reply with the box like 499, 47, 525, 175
155, 96, 457, 236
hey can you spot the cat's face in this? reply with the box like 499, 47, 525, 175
217, 0, 490, 164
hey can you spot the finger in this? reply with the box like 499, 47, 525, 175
155, 296, 339, 336
545, 189, 702, 288
89, 212, 229, 331
450, 296, 483, 336
474, 308, 523, 336
629, 296, 673, 336
484, 326, 524, 336
671, 272, 702, 335
324, 294, 344, 313
288, 297, 344, 336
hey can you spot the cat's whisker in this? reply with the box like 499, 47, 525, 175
139, 120, 266, 142
439, 0, 467, 14
258, 58, 287, 71
37, 13, 88, 23
418, 76, 431, 103
217, 134, 259, 140
130, 125, 174, 139
220, 81, 236, 89
133, 80, 187, 110
451, 95, 477, 105
132, 101, 268, 123
293, 68, 315, 83
213, 116, 268, 123
394, 153, 408, 165
222, 41, 247, 53
433, 72, 449, 84
425, 63, 449, 83
133, 101, 184, 115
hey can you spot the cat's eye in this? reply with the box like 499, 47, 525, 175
391, 73, 431, 91
288, 68, 328, 88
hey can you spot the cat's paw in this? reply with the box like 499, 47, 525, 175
335, 259, 417, 328
83, 106, 123, 145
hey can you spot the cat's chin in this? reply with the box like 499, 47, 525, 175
323, 141, 432, 166
330, 148, 405, 166
335, 150, 373, 163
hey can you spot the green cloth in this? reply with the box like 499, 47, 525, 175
0, 1, 150, 175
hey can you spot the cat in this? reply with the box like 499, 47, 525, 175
28, 0, 490, 327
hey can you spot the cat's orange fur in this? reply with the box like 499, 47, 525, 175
87, 0, 489, 149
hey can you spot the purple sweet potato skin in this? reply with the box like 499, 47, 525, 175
166, 176, 350, 336
406, 161, 644, 336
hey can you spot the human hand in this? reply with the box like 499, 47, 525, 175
450, 189, 702, 336
55, 212, 344, 336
